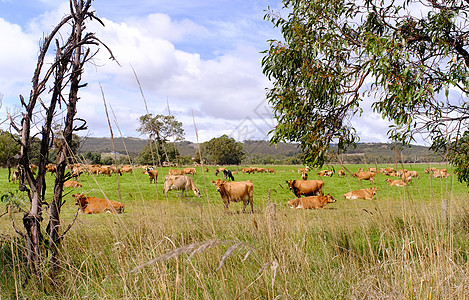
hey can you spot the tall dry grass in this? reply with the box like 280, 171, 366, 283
2, 189, 469, 298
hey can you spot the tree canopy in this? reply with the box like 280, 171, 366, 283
263, 0, 469, 183
137, 114, 184, 143
201, 135, 244, 165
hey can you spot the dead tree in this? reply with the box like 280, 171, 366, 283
7, 0, 116, 280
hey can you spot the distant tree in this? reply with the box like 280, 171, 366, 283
137, 114, 184, 143
137, 114, 184, 163
0, 131, 20, 167
202, 135, 244, 165
101, 156, 114, 165
84, 151, 101, 165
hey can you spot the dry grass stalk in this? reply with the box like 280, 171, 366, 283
216, 242, 247, 271
132, 239, 226, 272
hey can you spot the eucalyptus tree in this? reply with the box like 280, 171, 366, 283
263, 0, 469, 183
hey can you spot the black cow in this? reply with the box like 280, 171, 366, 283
223, 169, 235, 181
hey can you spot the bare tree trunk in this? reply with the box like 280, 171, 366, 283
8, 0, 116, 282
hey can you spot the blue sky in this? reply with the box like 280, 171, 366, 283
0, 0, 396, 144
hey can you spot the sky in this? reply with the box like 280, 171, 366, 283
0, 0, 398, 144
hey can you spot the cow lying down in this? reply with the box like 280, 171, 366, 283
343, 187, 378, 200
63, 180, 82, 188
287, 194, 336, 209
73, 194, 124, 214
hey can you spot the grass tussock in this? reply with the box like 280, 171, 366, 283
1, 164, 469, 298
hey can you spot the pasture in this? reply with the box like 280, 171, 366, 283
1, 164, 469, 298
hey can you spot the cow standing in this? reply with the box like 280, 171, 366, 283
223, 169, 235, 181
143, 169, 158, 184
352, 171, 376, 183
163, 175, 201, 197
286, 180, 324, 197
212, 179, 254, 213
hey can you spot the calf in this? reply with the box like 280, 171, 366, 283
212, 179, 253, 213
286, 180, 324, 197
164, 175, 201, 197
343, 187, 378, 200
338, 169, 347, 177
73, 194, 124, 214
287, 194, 336, 209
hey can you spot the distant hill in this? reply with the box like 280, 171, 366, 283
78, 137, 444, 164
330, 143, 444, 164
78, 137, 148, 155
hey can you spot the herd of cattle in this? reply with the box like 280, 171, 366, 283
7, 163, 452, 214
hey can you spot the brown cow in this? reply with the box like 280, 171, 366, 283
432, 168, 449, 178
383, 167, 395, 175
254, 167, 266, 173
385, 178, 407, 186
98, 166, 112, 177
343, 187, 378, 200
121, 165, 133, 173
29, 164, 37, 173
352, 171, 375, 183
110, 166, 122, 176
10, 170, 19, 183
184, 167, 197, 175
300, 171, 308, 180
286, 180, 324, 197
46, 164, 57, 174
317, 170, 334, 177
204, 167, 209, 172
425, 167, 437, 174
287, 194, 336, 209
396, 169, 408, 176
164, 175, 201, 197
406, 170, 419, 178
73, 194, 124, 214
63, 180, 82, 188
338, 169, 347, 177
214, 167, 226, 176
266, 168, 276, 174
212, 179, 253, 213
242, 167, 254, 174
169, 169, 184, 176
143, 169, 158, 183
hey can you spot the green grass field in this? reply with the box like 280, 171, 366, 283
1, 163, 469, 298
